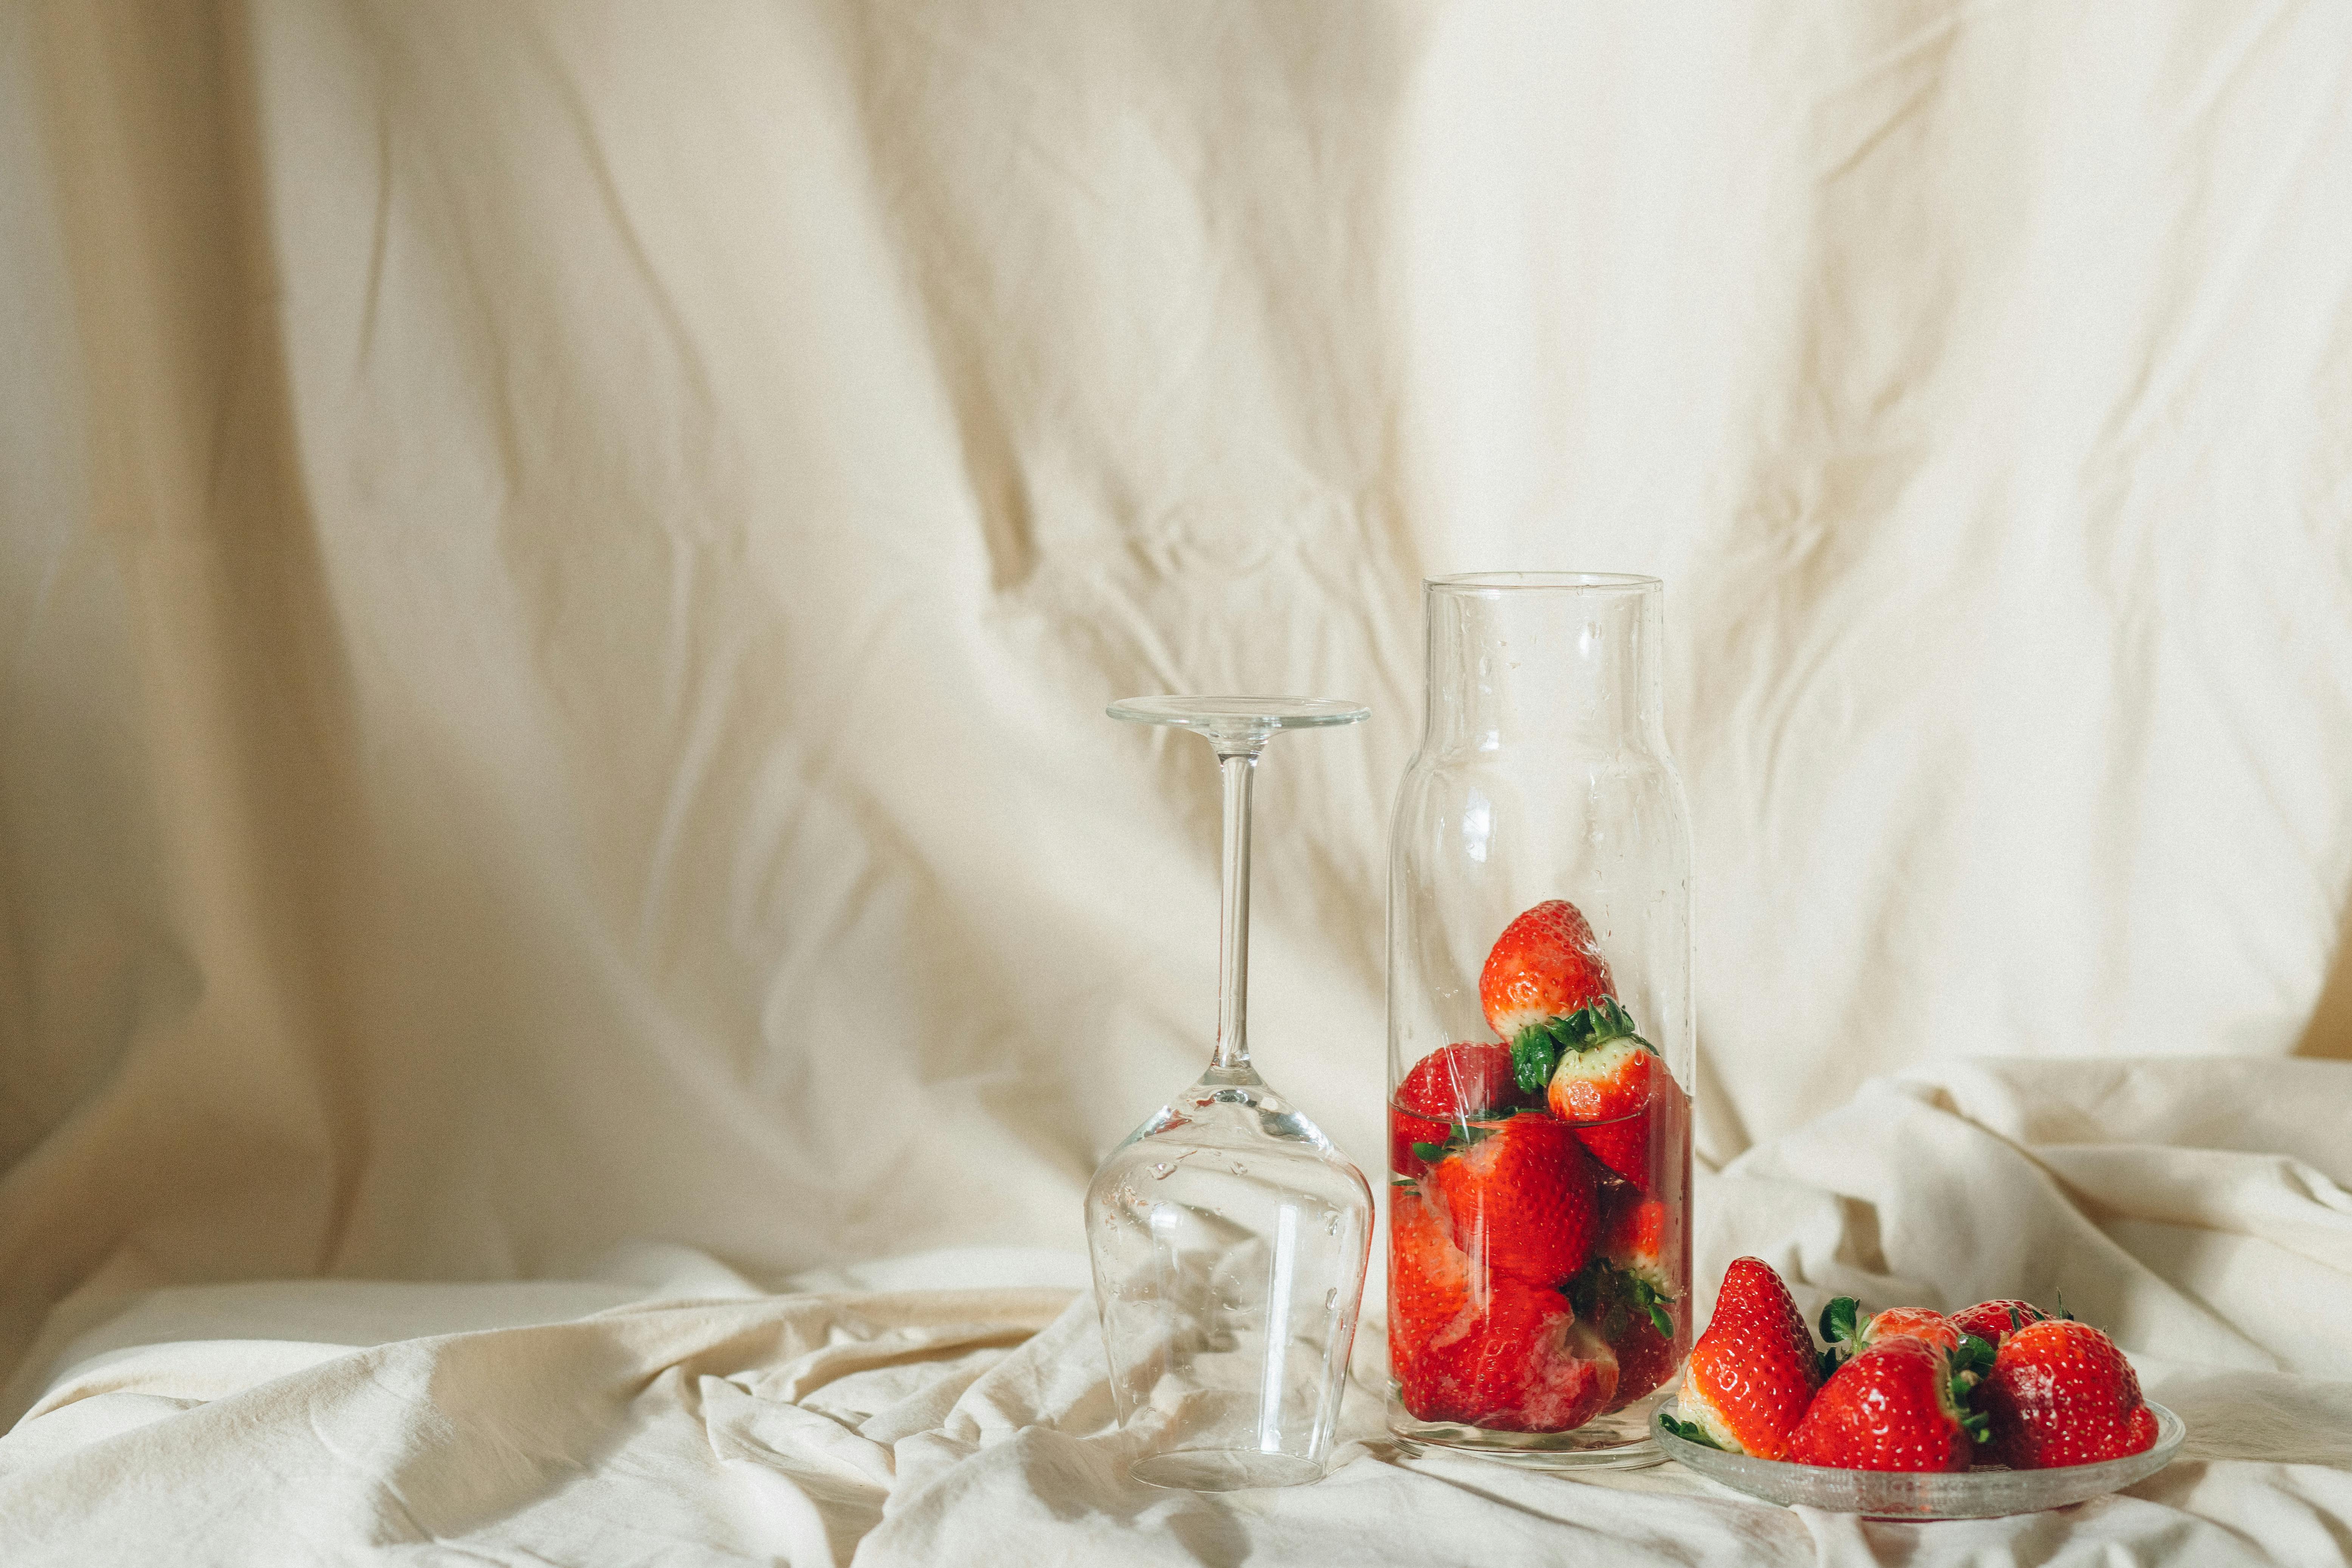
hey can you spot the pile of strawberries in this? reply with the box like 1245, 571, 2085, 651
1667, 1257, 2162, 1472
1390, 899, 1692, 1433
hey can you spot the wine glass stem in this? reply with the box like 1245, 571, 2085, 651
1213, 749, 1257, 1077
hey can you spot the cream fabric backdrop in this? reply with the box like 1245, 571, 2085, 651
5, 0, 2352, 1402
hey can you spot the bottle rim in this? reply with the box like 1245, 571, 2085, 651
1425, 571, 1661, 594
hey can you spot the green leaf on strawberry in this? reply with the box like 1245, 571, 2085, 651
1565, 1257, 1679, 1341
1511, 1033, 1560, 1097
1629, 1274, 1675, 1339
1410, 1106, 1527, 1169
1658, 1413, 1726, 1450
1511, 997, 1655, 1095
1817, 1295, 1861, 1380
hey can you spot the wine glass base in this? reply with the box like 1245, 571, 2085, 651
1129, 1450, 1326, 1491
1106, 694, 1368, 754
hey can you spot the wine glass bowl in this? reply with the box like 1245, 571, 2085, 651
1087, 1076, 1372, 1490
1085, 696, 1374, 1491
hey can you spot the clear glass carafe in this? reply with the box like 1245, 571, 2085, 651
1385, 573, 1694, 1468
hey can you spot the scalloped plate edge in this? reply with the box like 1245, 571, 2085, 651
1651, 1399, 2185, 1519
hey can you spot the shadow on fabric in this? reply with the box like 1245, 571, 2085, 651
2293, 902, 2352, 1060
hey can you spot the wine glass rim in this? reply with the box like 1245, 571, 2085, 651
1427, 571, 1662, 593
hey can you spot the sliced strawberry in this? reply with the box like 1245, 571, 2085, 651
1405, 1278, 1619, 1432
1426, 1114, 1599, 1288
1789, 1334, 1983, 1472
1391, 1042, 1528, 1176
1389, 1188, 1472, 1374
1948, 1298, 2056, 1348
1667, 1257, 1821, 1460
1980, 1319, 2159, 1469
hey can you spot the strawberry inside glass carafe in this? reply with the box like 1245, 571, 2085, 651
1386, 897, 1693, 1441
1384, 572, 1695, 1465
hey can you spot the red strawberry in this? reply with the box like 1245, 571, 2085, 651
1426, 1115, 1599, 1287
1566, 1205, 1687, 1414
1949, 1298, 2056, 1348
1581, 1262, 1688, 1412
1391, 1042, 1527, 1176
1980, 1319, 2159, 1469
1865, 1308, 1962, 1353
1601, 1191, 1677, 1295
1390, 1109, 1449, 1179
1481, 900, 1681, 1186
1514, 992, 1675, 1172
1789, 1334, 1983, 1472
1399, 1041, 1525, 1118
1547, 1025, 1657, 1125
1819, 1296, 1965, 1370
1388, 1189, 1471, 1372
1479, 899, 1614, 1040
1604, 1314, 1684, 1412
1597, 1186, 1687, 1337
1668, 1257, 1821, 1460
1406, 1278, 1619, 1432
1571, 1068, 1688, 1191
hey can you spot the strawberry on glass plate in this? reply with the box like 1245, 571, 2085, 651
1655, 1398, 2185, 1520
1655, 1264, 2184, 1518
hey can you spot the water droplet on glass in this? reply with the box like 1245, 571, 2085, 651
1325, 1211, 1342, 1235
1151, 1162, 1174, 1179
1229, 1161, 1248, 1175
1324, 1288, 1340, 1310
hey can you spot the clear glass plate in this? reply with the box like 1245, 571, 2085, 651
1651, 1400, 2185, 1519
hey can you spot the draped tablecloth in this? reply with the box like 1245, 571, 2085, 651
8, 1057, 2347, 1566
8, 2, 2352, 1563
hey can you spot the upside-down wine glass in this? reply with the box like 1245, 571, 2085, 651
1084, 696, 1376, 1491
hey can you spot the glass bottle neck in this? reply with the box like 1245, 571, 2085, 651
1418, 582, 1666, 757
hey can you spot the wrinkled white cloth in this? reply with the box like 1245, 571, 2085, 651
7, 1, 2352, 1562
6, 0, 2352, 1387
8, 1058, 2348, 1565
